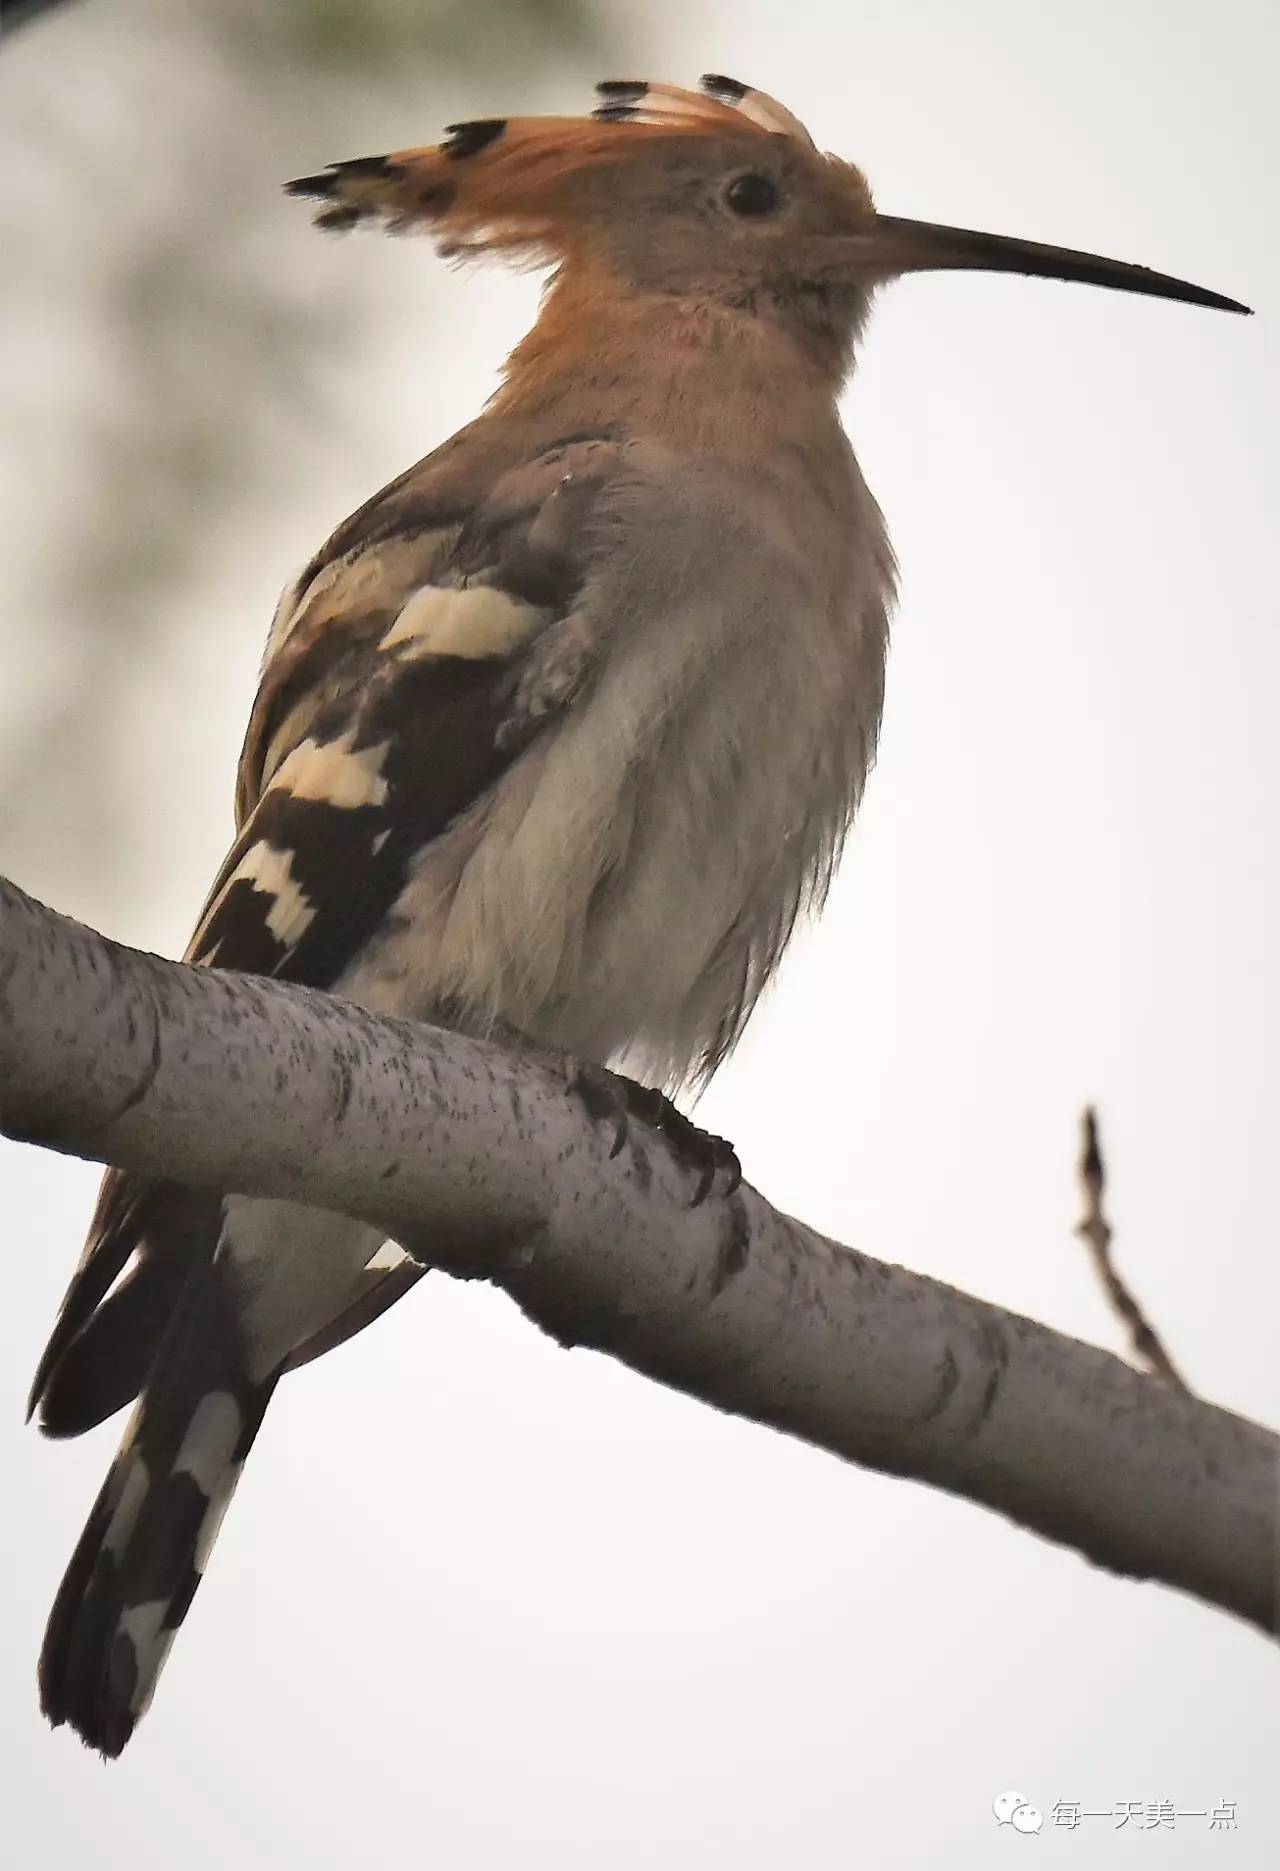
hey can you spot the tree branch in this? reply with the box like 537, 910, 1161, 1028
0, 874, 1275, 1638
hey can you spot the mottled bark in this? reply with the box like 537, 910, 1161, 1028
1, 873, 1275, 1638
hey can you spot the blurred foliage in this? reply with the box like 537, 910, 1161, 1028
235, 0, 608, 66
0, 0, 87, 34
0, 0, 621, 917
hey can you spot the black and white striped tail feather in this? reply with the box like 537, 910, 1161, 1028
40, 1252, 276, 1757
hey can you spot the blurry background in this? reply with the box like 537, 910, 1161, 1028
2, 1, 1276, 1865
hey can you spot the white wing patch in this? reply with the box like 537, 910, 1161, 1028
222, 842, 315, 948
381, 583, 545, 662
274, 728, 391, 810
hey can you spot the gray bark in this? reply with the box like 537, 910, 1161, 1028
0, 873, 1275, 1638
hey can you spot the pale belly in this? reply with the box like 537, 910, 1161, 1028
339, 608, 884, 1090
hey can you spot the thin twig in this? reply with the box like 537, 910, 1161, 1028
1076, 1106, 1189, 1391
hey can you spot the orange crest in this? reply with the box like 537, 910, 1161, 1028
286, 76, 822, 264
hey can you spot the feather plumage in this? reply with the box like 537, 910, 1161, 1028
35, 74, 902, 1755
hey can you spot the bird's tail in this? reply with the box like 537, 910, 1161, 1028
39, 1255, 276, 1757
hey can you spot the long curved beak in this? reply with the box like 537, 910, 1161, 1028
849, 215, 1251, 314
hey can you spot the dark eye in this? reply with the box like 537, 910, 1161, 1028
723, 172, 781, 218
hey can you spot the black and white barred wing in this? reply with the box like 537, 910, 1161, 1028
30, 435, 622, 1437
34, 437, 625, 1756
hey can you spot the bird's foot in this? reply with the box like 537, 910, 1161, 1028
569, 1063, 740, 1205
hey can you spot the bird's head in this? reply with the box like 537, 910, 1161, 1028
288, 75, 1247, 374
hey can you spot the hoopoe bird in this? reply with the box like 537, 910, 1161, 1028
31, 75, 1246, 1757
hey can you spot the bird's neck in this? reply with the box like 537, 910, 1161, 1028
489, 265, 850, 456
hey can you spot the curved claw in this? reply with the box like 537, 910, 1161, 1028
674, 1118, 739, 1206
569, 1061, 631, 1158
569, 1064, 740, 1205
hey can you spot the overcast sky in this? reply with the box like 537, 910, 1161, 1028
2, 2, 1277, 1866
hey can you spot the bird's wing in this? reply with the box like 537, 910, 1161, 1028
31, 433, 629, 1433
